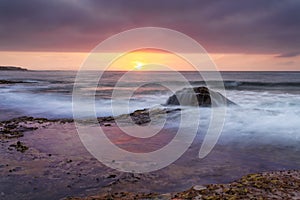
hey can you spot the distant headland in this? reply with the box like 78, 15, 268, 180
0, 66, 28, 71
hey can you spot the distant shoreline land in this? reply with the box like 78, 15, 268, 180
0, 66, 28, 71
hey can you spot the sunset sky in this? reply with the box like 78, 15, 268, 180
0, 0, 299, 71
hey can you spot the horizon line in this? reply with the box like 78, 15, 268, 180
25, 69, 300, 72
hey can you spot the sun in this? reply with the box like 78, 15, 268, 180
133, 61, 144, 70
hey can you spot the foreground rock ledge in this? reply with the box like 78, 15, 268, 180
65, 170, 300, 200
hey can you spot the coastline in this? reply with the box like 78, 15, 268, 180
66, 170, 300, 199
0, 66, 28, 71
0, 115, 299, 199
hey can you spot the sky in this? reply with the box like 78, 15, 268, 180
0, 0, 299, 71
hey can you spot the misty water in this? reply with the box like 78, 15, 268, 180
0, 70, 300, 199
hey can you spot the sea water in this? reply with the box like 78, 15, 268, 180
0, 70, 300, 149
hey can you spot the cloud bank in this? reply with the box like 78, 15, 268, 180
0, 0, 299, 55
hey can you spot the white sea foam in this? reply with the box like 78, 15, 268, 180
0, 89, 168, 119
170, 90, 300, 147
1, 88, 300, 145
0, 71, 300, 149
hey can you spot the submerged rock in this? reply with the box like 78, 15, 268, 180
115, 108, 181, 126
0, 116, 66, 139
166, 86, 236, 107
9, 141, 29, 153
0, 80, 25, 84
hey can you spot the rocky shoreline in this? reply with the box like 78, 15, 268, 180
1, 113, 299, 199
0, 107, 181, 140
65, 170, 300, 199
0, 108, 175, 154
0, 116, 72, 139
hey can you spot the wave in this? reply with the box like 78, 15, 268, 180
190, 81, 300, 89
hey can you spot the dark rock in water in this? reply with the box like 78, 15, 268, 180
0, 80, 25, 84
128, 108, 182, 125
9, 141, 28, 153
166, 86, 236, 106
0, 116, 63, 139
129, 108, 151, 125
107, 108, 181, 126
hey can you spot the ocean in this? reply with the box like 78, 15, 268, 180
1, 70, 300, 145
1, 71, 300, 118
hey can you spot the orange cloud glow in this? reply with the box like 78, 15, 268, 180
0, 51, 299, 71
107, 49, 195, 71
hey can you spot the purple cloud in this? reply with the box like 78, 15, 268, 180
0, 0, 299, 55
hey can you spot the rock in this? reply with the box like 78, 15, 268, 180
9, 141, 28, 153
107, 174, 117, 179
64, 170, 300, 199
193, 185, 207, 191
129, 109, 151, 125
114, 108, 181, 126
0, 80, 25, 84
166, 86, 236, 106
0, 116, 64, 140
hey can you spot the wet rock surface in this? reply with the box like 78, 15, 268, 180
8, 141, 28, 153
66, 170, 300, 200
166, 86, 236, 106
0, 107, 179, 143
116, 108, 181, 126
0, 116, 63, 139
0, 111, 299, 199
173, 170, 300, 200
